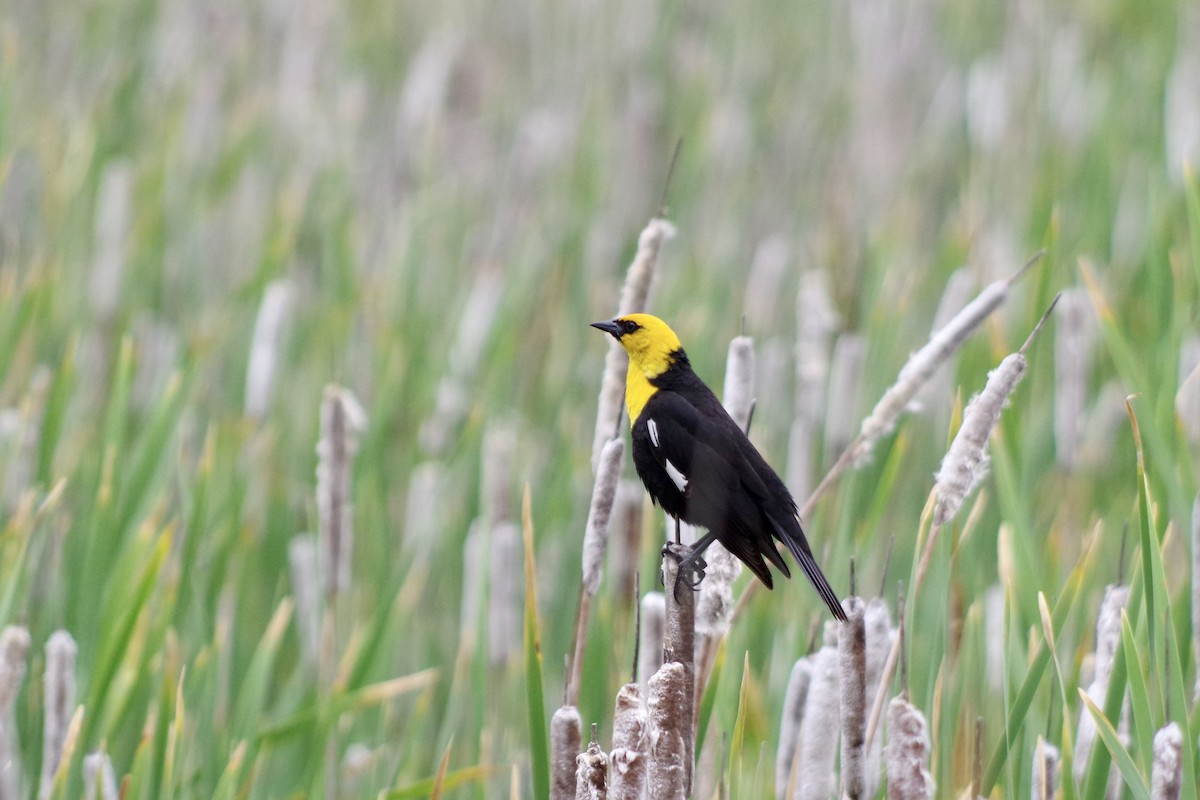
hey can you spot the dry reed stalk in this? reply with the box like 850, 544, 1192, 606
1031, 737, 1059, 800
638, 592, 665, 693
487, 521, 523, 666
568, 437, 625, 704
795, 624, 839, 800
39, 631, 76, 800
798, 254, 1041, 523
575, 727, 608, 800
608, 683, 648, 800
287, 535, 320, 669
592, 217, 676, 469
244, 278, 294, 419
1053, 288, 1095, 469
82, 752, 118, 800
775, 657, 813, 800
839, 598, 867, 799
551, 705, 583, 800
645, 661, 689, 800
0, 626, 30, 800
658, 546, 695, 794
316, 385, 366, 599
788, 270, 839, 500
1073, 583, 1130, 789
885, 695, 935, 800
1150, 722, 1183, 800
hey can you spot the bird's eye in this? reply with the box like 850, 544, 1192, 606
621, 320, 639, 334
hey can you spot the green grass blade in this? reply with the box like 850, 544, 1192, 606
1120, 612, 1155, 775
521, 485, 550, 800
1079, 691, 1150, 800
385, 765, 498, 798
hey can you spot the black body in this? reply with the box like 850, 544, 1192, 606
631, 349, 845, 620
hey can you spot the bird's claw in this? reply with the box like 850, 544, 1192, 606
661, 543, 707, 601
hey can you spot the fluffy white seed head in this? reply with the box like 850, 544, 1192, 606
551, 705, 583, 800
695, 542, 741, 637
582, 438, 625, 596
775, 656, 813, 800
82, 751, 119, 800
245, 279, 294, 419
1150, 722, 1183, 800
796, 645, 840, 800
885, 696, 935, 800
40, 631, 77, 799
723, 335, 756, 434
316, 385, 366, 598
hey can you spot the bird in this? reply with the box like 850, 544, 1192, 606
592, 313, 845, 620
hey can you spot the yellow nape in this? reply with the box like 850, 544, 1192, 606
613, 313, 683, 423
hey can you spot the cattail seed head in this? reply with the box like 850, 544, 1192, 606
795, 644, 839, 800
775, 656, 813, 800
0, 625, 31, 800
459, 519, 488, 651
825, 333, 867, 457
575, 731, 608, 800
695, 542, 740, 638
862, 599, 895, 798
487, 521, 523, 666
839, 598, 868, 800
1054, 288, 1096, 468
481, 424, 517, 525
1031, 737, 1060, 800
886, 696, 935, 800
82, 751, 118, 800
40, 631, 77, 800
551, 705, 583, 800
789, 270, 839, 499
1150, 722, 1183, 800
638, 593, 665, 691
583, 439, 625, 596
606, 481, 644, 602
609, 683, 648, 800
646, 661, 689, 800
245, 279, 294, 419
592, 217, 675, 468
316, 385, 366, 599
723, 335, 755, 434
288, 535, 320, 669
1074, 583, 1130, 784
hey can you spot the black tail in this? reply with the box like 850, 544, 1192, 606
774, 516, 846, 620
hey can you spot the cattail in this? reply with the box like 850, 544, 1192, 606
0, 626, 31, 800
1031, 737, 1059, 800
82, 752, 118, 800
658, 548, 695, 794
606, 481, 644, 603
583, 439, 625, 596
788, 270, 839, 499
746, 235, 790, 328
839, 598, 868, 799
316, 385, 366, 599
1150, 722, 1183, 800
592, 217, 676, 469
551, 705, 583, 800
40, 631, 76, 799
824, 333, 867, 457
575, 727, 608, 800
885, 696, 935, 800
695, 543, 740, 638
1054, 288, 1095, 469
1164, 14, 1200, 183
288, 535, 320, 669
89, 161, 133, 321
933, 296, 1056, 528
4, 367, 50, 508
913, 268, 976, 423
862, 599, 895, 797
985, 585, 1005, 691
481, 424, 517, 525
487, 521, 522, 666
1177, 356, 1200, 446
854, 261, 1036, 464
609, 683, 648, 800
723, 335, 756, 434
645, 661, 689, 800
775, 656, 812, 800
795, 629, 839, 800
1074, 583, 1130, 787
403, 462, 444, 558
244, 279, 294, 419
341, 743, 374, 799
638, 592, 665, 691
459, 519, 488, 651
1195, 496, 1200, 704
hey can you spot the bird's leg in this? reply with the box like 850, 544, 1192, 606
664, 530, 720, 601
674, 516, 681, 545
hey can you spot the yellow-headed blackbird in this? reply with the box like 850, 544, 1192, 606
592, 313, 845, 620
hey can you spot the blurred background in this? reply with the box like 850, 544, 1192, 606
0, 0, 1198, 796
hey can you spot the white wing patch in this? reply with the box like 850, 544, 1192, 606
664, 458, 688, 492
647, 418, 660, 448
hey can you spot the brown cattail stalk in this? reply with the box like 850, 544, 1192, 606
796, 625, 840, 800
0, 626, 31, 800
609, 684, 648, 800
316, 385, 366, 599
245, 279, 294, 419
592, 217, 676, 468
886, 696, 935, 799
775, 656, 812, 800
645, 662, 689, 800
1074, 583, 1130, 788
1150, 722, 1183, 800
39, 631, 76, 800
575, 727, 608, 800
1031, 737, 1059, 800
551, 705, 583, 800
654, 547, 694, 795
839, 598, 868, 799
82, 752, 118, 800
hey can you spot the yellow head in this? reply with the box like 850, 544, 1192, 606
591, 313, 686, 423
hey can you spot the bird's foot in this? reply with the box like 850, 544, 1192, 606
661, 543, 707, 601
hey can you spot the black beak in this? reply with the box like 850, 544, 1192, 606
591, 319, 622, 338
